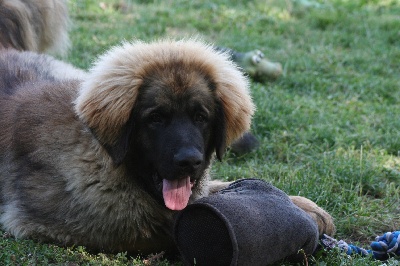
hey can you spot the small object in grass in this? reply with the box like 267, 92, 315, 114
230, 132, 260, 155
320, 232, 400, 261
370, 231, 400, 260
214, 47, 283, 81
237, 49, 283, 81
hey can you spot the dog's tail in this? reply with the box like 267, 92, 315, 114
0, 0, 70, 55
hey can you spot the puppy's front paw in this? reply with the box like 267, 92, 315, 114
290, 196, 336, 236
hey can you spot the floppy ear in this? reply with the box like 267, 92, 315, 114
102, 113, 135, 165
75, 78, 141, 165
214, 101, 227, 161
74, 43, 144, 164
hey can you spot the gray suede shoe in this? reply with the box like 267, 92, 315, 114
174, 179, 319, 266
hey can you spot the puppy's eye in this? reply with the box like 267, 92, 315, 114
149, 113, 163, 124
194, 113, 207, 123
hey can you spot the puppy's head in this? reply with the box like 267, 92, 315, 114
74, 39, 254, 209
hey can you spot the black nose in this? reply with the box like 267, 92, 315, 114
174, 148, 203, 171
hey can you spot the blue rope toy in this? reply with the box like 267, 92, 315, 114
320, 231, 400, 261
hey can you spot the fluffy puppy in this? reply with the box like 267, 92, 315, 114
0, 40, 252, 254
0, 39, 334, 255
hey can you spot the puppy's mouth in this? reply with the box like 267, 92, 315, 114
153, 174, 196, 211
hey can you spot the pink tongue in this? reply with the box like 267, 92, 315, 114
162, 177, 191, 210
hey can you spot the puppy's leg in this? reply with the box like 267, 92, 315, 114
207, 180, 232, 194
290, 196, 336, 236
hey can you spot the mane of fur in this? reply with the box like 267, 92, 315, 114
75, 39, 255, 148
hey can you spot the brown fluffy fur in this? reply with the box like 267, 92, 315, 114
0, 0, 69, 55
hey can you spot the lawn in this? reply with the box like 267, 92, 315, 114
1, 0, 400, 265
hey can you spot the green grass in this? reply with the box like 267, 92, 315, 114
1, 0, 400, 265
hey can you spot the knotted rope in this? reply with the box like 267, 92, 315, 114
320, 231, 400, 261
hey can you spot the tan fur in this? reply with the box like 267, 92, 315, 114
75, 39, 255, 148
0, 0, 69, 55
290, 196, 336, 236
